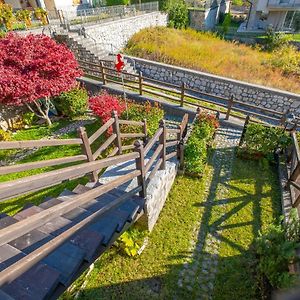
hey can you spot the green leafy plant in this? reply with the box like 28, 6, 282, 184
0, 3, 14, 31
116, 227, 148, 257
167, 0, 188, 29
221, 13, 231, 35
22, 111, 36, 126
239, 124, 291, 161
34, 7, 48, 25
0, 128, 11, 141
15, 9, 32, 28
184, 112, 218, 175
53, 87, 88, 119
264, 27, 292, 51
255, 212, 300, 290
121, 101, 164, 137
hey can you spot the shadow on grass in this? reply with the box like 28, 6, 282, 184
69, 148, 281, 300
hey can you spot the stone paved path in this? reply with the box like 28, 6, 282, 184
177, 122, 242, 299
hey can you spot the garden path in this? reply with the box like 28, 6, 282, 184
177, 121, 243, 299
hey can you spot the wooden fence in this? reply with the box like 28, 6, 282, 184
0, 111, 147, 183
0, 113, 189, 285
77, 59, 296, 127
287, 131, 300, 208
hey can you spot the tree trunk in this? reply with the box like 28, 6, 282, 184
26, 98, 53, 126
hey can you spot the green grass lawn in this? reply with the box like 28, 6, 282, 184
61, 153, 281, 299
212, 158, 281, 299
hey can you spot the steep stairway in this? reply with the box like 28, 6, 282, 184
0, 184, 145, 300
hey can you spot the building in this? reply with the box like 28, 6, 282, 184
244, 0, 300, 31
2, 0, 93, 11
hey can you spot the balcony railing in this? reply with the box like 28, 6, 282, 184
267, 0, 300, 9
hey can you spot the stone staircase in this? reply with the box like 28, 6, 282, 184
55, 31, 136, 75
0, 184, 145, 300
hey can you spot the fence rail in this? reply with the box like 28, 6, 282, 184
0, 113, 189, 285
79, 59, 292, 127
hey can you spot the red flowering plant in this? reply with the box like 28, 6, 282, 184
0, 33, 82, 126
89, 92, 126, 134
198, 111, 219, 130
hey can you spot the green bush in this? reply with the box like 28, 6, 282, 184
53, 87, 88, 119
22, 112, 36, 126
221, 13, 231, 35
267, 45, 300, 76
255, 210, 300, 290
121, 101, 164, 137
184, 112, 218, 175
106, 0, 130, 5
168, 0, 188, 29
239, 124, 291, 161
264, 28, 292, 51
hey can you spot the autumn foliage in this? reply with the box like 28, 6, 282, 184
0, 33, 82, 125
89, 92, 126, 124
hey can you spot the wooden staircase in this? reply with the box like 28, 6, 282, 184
0, 184, 145, 300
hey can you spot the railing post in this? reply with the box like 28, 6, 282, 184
239, 115, 250, 147
134, 140, 146, 198
139, 71, 143, 96
143, 118, 147, 144
78, 127, 98, 182
225, 95, 234, 120
159, 120, 166, 170
180, 82, 185, 107
100, 61, 107, 85
112, 110, 122, 155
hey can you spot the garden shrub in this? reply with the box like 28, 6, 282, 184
0, 3, 14, 31
267, 45, 300, 76
255, 209, 300, 291
0, 128, 11, 141
239, 124, 291, 161
221, 13, 231, 35
106, 0, 130, 5
15, 9, 31, 28
22, 111, 36, 126
121, 101, 164, 137
184, 112, 219, 175
53, 87, 88, 119
34, 8, 48, 25
167, 0, 188, 29
89, 92, 126, 124
264, 28, 291, 51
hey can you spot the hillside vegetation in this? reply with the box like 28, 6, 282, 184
125, 27, 300, 93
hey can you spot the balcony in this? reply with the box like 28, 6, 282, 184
267, 0, 300, 10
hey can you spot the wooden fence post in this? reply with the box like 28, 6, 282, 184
143, 118, 147, 144
180, 82, 185, 107
225, 95, 234, 120
239, 115, 250, 147
134, 140, 146, 198
112, 110, 122, 155
178, 141, 184, 171
139, 72, 143, 96
78, 127, 98, 182
159, 120, 166, 170
100, 61, 107, 85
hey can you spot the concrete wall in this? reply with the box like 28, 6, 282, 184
83, 12, 168, 52
189, 9, 206, 31
124, 55, 300, 116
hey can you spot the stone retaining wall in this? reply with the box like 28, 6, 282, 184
125, 56, 300, 116
84, 12, 168, 53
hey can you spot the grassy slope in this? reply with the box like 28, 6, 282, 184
125, 27, 300, 94
0, 119, 107, 216
62, 156, 281, 299
212, 158, 281, 299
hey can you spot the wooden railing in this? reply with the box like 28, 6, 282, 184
287, 131, 300, 208
0, 114, 189, 286
78, 59, 293, 126
0, 111, 146, 182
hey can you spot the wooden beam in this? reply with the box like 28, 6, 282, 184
88, 118, 114, 144
92, 134, 117, 160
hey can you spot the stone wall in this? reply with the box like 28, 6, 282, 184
84, 12, 168, 53
189, 9, 205, 31
125, 56, 300, 116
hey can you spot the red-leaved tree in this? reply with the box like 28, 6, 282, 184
0, 33, 82, 125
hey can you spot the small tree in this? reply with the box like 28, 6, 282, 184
168, 0, 188, 29
0, 33, 82, 125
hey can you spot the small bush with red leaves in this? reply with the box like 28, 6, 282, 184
198, 111, 219, 129
89, 92, 126, 124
